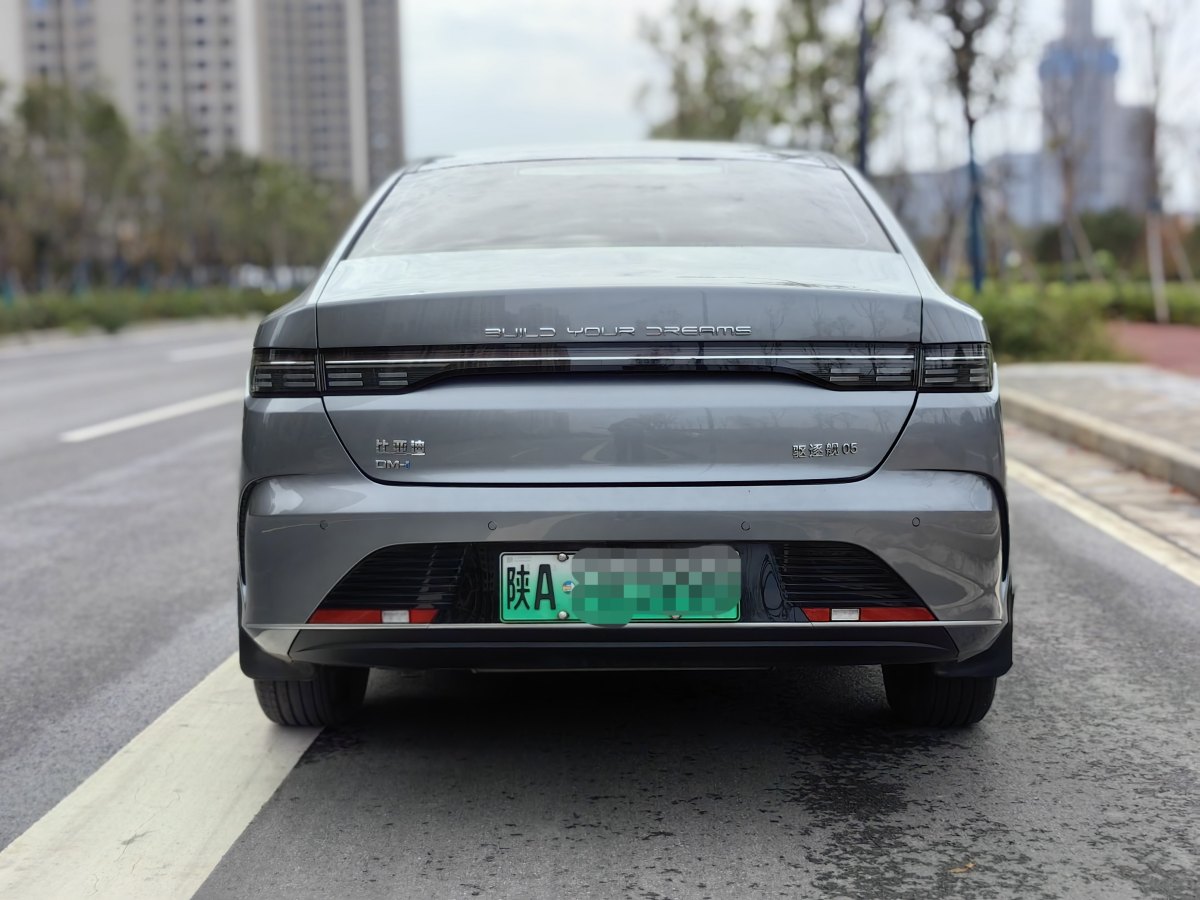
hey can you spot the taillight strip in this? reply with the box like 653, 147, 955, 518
249, 342, 993, 397
324, 353, 915, 365
312, 342, 922, 396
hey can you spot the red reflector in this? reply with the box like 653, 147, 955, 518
308, 609, 382, 624
801, 607, 934, 623
860, 607, 934, 622
408, 609, 438, 624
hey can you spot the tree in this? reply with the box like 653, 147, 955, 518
767, 0, 887, 160
0, 81, 18, 297
639, 0, 887, 160
0, 81, 356, 291
1128, 0, 1199, 321
1039, 20, 1107, 282
1033, 209, 1144, 274
15, 84, 138, 289
907, 1, 1018, 294
639, 0, 761, 141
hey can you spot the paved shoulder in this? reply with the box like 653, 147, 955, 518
1003, 362, 1200, 457
1003, 362, 1200, 498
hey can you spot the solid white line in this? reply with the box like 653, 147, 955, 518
0, 655, 318, 900
1009, 459, 1200, 588
168, 339, 251, 363
60, 388, 243, 443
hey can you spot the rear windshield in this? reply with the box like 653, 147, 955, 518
349, 159, 894, 257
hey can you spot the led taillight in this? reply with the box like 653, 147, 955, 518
921, 342, 993, 392
250, 349, 320, 397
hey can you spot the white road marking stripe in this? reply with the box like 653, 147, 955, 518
1010, 459, 1200, 588
0, 655, 318, 900
60, 388, 243, 443
168, 339, 251, 363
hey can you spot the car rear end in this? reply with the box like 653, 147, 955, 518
239, 146, 1012, 728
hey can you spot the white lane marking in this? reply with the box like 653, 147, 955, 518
60, 388, 243, 443
168, 339, 251, 363
1010, 459, 1200, 588
0, 655, 318, 900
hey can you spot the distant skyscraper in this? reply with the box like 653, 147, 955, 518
17, 0, 259, 157
1038, 0, 1151, 215
257, 0, 405, 194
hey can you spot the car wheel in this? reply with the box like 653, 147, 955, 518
882, 664, 996, 727
253, 664, 369, 727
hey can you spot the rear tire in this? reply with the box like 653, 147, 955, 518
253, 664, 369, 727
882, 664, 996, 727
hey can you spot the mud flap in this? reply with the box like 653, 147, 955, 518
934, 582, 1014, 679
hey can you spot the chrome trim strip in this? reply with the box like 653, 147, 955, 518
248, 619, 1001, 630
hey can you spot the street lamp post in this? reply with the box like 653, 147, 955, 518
856, 0, 870, 176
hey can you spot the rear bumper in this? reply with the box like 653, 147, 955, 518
241, 606, 1012, 675
284, 622, 963, 669
240, 468, 1008, 670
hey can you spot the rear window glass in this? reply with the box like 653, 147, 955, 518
349, 159, 894, 257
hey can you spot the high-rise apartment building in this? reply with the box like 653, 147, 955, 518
359, 0, 404, 189
19, 0, 102, 87
15, 0, 260, 157
6, 0, 404, 191
257, 0, 405, 194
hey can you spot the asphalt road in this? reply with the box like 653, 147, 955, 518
1, 321, 1197, 899
0, 321, 254, 844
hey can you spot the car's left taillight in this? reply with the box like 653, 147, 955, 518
249, 349, 321, 397
920, 342, 994, 392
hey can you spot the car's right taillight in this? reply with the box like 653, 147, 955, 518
249, 349, 321, 397
921, 342, 994, 392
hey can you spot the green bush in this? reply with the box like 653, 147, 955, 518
952, 279, 1200, 361
0, 288, 284, 336
1103, 282, 1200, 326
964, 284, 1119, 361
955, 280, 1200, 327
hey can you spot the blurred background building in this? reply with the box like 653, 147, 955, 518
258, 0, 404, 194
888, 0, 1152, 238
3, 0, 404, 192
1039, 0, 1152, 215
15, 0, 260, 158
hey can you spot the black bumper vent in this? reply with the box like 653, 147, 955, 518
318, 541, 921, 623
322, 544, 468, 609
771, 542, 919, 606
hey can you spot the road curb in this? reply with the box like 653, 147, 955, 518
1003, 387, 1200, 498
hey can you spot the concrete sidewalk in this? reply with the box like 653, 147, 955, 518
1003, 363, 1200, 497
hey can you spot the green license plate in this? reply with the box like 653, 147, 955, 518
499, 546, 741, 624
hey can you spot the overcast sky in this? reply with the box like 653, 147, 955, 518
403, 0, 1200, 209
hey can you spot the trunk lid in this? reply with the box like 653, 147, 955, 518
317, 247, 922, 485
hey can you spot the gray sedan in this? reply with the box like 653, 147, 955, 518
238, 143, 1012, 729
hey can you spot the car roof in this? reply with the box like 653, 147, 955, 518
413, 142, 838, 172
